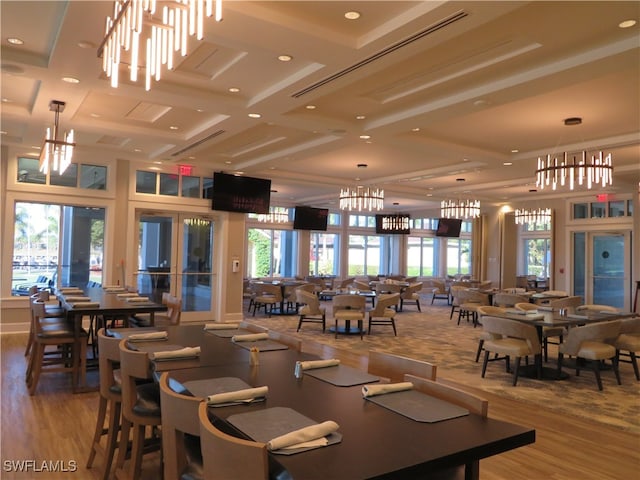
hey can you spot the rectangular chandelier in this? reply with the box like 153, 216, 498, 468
375, 214, 411, 234
98, 0, 222, 91
39, 100, 75, 175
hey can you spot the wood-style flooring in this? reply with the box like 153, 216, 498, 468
1, 328, 638, 479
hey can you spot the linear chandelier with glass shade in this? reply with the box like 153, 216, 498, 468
39, 100, 75, 176
535, 151, 613, 191
440, 199, 480, 219
514, 208, 551, 225
257, 207, 290, 223
98, 0, 223, 91
339, 186, 384, 212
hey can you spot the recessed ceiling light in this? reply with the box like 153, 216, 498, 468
196, 108, 204, 113
503, 162, 513, 166
77, 41, 95, 49
278, 54, 292, 62
90, 113, 101, 118
411, 127, 420, 132
62, 76, 80, 84
305, 105, 316, 110
228, 87, 240, 93
248, 113, 261, 118
0, 130, 7, 135
1, 98, 10, 103
344, 11, 360, 20
224, 161, 232, 164
7, 37, 24, 45
169, 126, 179, 130
359, 135, 371, 140
133, 148, 142, 153
355, 115, 366, 120
511, 149, 519, 153
426, 193, 433, 197
619, 19, 637, 28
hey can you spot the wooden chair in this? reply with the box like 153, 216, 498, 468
332, 294, 366, 339
399, 282, 423, 311
368, 350, 436, 383
295, 289, 326, 332
366, 293, 400, 336
114, 340, 162, 480
159, 372, 203, 480
26, 300, 87, 396
480, 316, 541, 386
404, 374, 488, 416
558, 320, 622, 391
87, 329, 123, 480
197, 402, 270, 480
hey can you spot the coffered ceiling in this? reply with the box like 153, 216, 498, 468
1, 1, 639, 212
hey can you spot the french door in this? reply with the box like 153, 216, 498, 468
573, 231, 631, 309
135, 212, 215, 322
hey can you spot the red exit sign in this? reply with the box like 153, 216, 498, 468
179, 164, 193, 176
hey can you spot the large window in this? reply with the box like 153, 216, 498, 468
309, 233, 339, 276
446, 238, 471, 275
247, 228, 297, 278
12, 202, 105, 295
347, 235, 381, 276
520, 221, 551, 278
407, 237, 436, 276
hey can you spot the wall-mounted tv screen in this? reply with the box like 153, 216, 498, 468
435, 218, 462, 237
293, 206, 329, 231
375, 214, 411, 234
212, 172, 271, 214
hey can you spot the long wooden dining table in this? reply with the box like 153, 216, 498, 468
59, 287, 167, 392
119, 323, 535, 479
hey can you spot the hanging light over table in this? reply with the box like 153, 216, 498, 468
39, 100, 75, 175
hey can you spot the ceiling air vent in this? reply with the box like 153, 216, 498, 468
171, 130, 226, 157
292, 10, 468, 98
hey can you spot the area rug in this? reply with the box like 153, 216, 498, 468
245, 298, 640, 434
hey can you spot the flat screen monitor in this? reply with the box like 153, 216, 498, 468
293, 206, 329, 231
436, 218, 462, 237
375, 214, 411, 234
212, 172, 271, 214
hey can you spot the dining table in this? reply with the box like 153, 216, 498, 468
125, 323, 535, 479
58, 287, 167, 392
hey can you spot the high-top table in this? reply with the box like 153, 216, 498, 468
59, 287, 167, 392
128, 323, 535, 479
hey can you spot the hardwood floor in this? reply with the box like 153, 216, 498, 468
1, 329, 638, 479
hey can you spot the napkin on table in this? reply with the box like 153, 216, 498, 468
70, 302, 100, 308
267, 421, 339, 451
104, 287, 126, 292
149, 346, 201, 361
127, 331, 168, 342
362, 381, 413, 398
64, 296, 91, 302
298, 359, 340, 371
206, 386, 269, 405
232, 332, 269, 343
204, 323, 240, 330
127, 296, 150, 302
117, 293, 139, 298
61, 289, 84, 295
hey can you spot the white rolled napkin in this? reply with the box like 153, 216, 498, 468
64, 296, 91, 302
70, 302, 100, 308
127, 331, 168, 342
204, 323, 240, 330
127, 296, 150, 302
206, 386, 269, 405
267, 421, 339, 451
104, 287, 126, 292
117, 293, 139, 298
298, 359, 340, 371
149, 346, 200, 361
232, 332, 269, 343
362, 381, 413, 398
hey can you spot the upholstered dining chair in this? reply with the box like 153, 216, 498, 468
614, 317, 640, 381
399, 282, 423, 312
295, 289, 326, 332
514, 301, 563, 362
558, 320, 622, 391
115, 340, 162, 480
492, 293, 529, 308
268, 331, 302, 351
87, 329, 124, 480
576, 304, 619, 313
332, 294, 366, 339
426, 279, 449, 305
366, 293, 400, 336
480, 316, 541, 386
404, 374, 488, 416
26, 300, 87, 396
25, 290, 67, 358
474, 306, 506, 362
367, 350, 437, 383
130, 291, 171, 327
251, 283, 282, 317
457, 290, 490, 327
449, 285, 467, 320
159, 372, 203, 480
